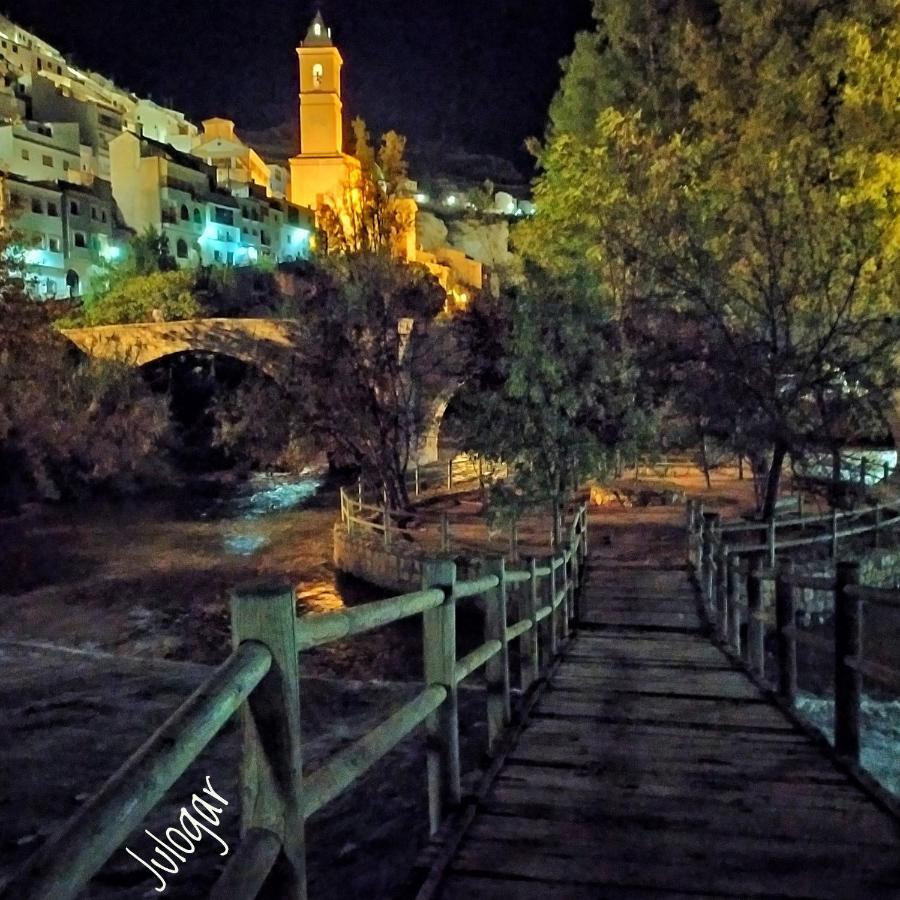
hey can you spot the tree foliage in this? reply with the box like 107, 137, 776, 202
0, 231, 171, 509
213, 254, 448, 506
317, 119, 415, 256
519, 0, 900, 515
454, 272, 644, 519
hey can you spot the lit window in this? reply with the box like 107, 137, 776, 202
313, 22, 322, 36
313, 63, 324, 87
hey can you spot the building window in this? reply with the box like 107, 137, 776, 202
193, 208, 201, 224
43, 154, 53, 167
49, 237, 60, 252
214, 250, 221, 262
47, 201, 59, 216
101, 210, 108, 223
31, 198, 43, 214
63, 160, 69, 171
73, 232, 87, 248
20, 148, 29, 160
69, 200, 79, 215
313, 63, 324, 87
180, 203, 189, 221
91, 206, 98, 220
176, 238, 188, 259
313, 22, 322, 36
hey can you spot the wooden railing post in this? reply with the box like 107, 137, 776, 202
767, 518, 776, 569
884, 461, 891, 483
357, 478, 363, 505
414, 462, 421, 497
726, 552, 741, 654
716, 540, 728, 642
798, 493, 804, 522
686, 499, 697, 567
447, 460, 453, 490
701, 512, 719, 615
440, 513, 450, 553
859, 457, 867, 487
549, 556, 559, 659
775, 559, 797, 704
421, 559, 460, 834
522, 557, 540, 689
873, 502, 882, 549
746, 552, 765, 677
230, 582, 305, 900
831, 508, 839, 559
483, 557, 511, 753
383, 503, 391, 550
834, 561, 862, 764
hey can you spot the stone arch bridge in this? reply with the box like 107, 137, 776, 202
60, 318, 900, 460
60, 318, 460, 464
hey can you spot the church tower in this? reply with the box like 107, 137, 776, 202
290, 12, 359, 210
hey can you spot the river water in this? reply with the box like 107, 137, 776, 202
0, 473, 427, 679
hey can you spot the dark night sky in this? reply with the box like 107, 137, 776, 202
3, 0, 593, 178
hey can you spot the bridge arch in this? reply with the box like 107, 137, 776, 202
60, 318, 302, 386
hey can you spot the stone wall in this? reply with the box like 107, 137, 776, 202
333, 525, 424, 593
333, 525, 492, 594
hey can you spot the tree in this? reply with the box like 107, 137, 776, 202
213, 254, 448, 507
79, 270, 201, 325
519, 0, 900, 518
454, 271, 643, 535
0, 229, 171, 508
317, 119, 415, 257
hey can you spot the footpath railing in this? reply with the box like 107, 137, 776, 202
2, 504, 588, 900
686, 498, 900, 767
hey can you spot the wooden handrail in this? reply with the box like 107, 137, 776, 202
4, 642, 272, 900
8, 500, 588, 900
688, 505, 899, 773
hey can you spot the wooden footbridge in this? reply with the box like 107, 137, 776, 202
420, 560, 900, 899
4, 502, 900, 899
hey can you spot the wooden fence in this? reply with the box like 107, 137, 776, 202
3, 505, 588, 900
686, 498, 900, 766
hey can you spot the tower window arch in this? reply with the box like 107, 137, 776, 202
180, 203, 189, 221
176, 238, 188, 259
313, 22, 322, 36
312, 63, 324, 87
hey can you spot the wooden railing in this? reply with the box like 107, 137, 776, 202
686, 499, 900, 767
4, 506, 588, 900
340, 477, 557, 559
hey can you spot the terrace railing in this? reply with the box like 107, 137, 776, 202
2, 504, 587, 900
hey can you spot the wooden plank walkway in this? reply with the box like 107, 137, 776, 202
431, 552, 900, 898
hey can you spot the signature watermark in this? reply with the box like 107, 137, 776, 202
124, 776, 230, 893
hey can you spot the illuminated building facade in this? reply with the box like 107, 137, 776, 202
0, 172, 124, 298
109, 132, 313, 270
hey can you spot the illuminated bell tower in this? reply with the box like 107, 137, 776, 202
290, 12, 359, 210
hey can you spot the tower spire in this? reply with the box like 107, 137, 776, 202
304, 10, 332, 46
